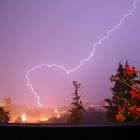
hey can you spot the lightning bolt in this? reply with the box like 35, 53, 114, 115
25, 0, 138, 107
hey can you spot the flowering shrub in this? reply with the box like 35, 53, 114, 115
125, 66, 136, 76
105, 61, 140, 122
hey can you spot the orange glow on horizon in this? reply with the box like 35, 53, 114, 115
57, 114, 60, 118
22, 113, 27, 122
54, 108, 58, 114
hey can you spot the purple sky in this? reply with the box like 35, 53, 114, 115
0, 0, 140, 108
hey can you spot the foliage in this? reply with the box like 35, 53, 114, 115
67, 81, 85, 124
105, 61, 140, 122
0, 107, 10, 123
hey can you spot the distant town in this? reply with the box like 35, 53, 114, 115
0, 96, 109, 124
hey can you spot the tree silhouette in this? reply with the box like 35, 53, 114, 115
14, 116, 23, 123
105, 61, 140, 122
104, 62, 130, 121
68, 81, 85, 124
0, 107, 10, 123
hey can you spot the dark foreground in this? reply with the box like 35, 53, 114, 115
0, 123, 140, 139
0, 122, 140, 127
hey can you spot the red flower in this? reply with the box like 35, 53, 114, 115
116, 113, 125, 122
130, 89, 138, 98
118, 107, 125, 113
128, 106, 140, 115
130, 87, 140, 99
135, 93, 140, 100
136, 106, 140, 112
116, 107, 126, 122
125, 66, 136, 76
128, 106, 136, 113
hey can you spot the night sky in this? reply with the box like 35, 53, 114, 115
0, 0, 140, 108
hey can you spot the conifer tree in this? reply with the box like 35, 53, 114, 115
68, 81, 85, 124
105, 61, 140, 122
0, 107, 10, 123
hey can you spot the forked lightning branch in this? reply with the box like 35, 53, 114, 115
25, 0, 138, 107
